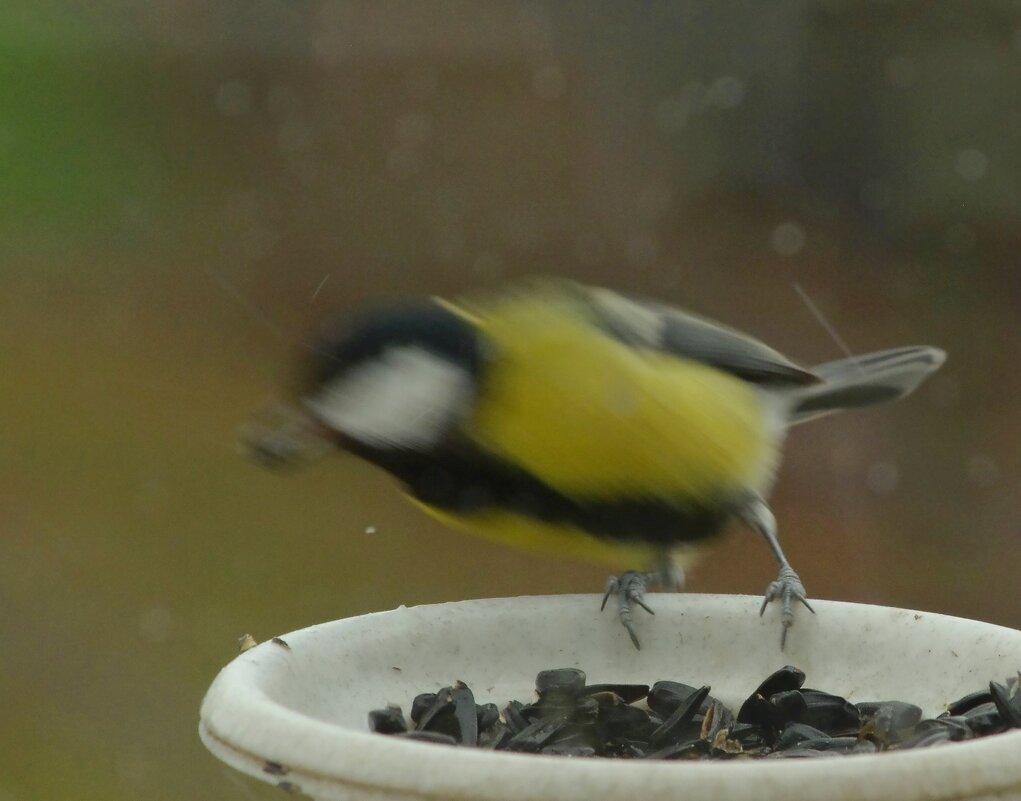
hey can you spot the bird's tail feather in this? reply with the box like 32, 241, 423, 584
788, 346, 945, 425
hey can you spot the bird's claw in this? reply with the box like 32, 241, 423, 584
602, 570, 656, 650
759, 565, 814, 649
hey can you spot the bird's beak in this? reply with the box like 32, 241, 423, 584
237, 400, 336, 470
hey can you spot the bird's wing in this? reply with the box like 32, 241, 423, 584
584, 287, 820, 387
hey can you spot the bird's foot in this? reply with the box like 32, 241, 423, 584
759, 565, 814, 650
601, 570, 657, 650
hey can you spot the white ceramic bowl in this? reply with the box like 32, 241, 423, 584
199, 594, 1021, 801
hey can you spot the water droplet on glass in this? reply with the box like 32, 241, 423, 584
707, 75, 746, 108
955, 148, 988, 182
866, 461, 899, 494
770, 222, 806, 256
138, 606, 176, 643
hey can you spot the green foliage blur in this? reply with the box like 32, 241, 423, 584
2, 2, 1020, 798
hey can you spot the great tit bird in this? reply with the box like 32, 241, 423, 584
242, 280, 944, 649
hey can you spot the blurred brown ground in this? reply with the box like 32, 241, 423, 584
2, 2, 1020, 798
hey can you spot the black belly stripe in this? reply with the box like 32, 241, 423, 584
346, 440, 735, 546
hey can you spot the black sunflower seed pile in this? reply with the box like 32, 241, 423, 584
368, 666, 1021, 759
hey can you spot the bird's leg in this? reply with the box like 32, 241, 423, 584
601, 571, 655, 650
652, 552, 686, 591
738, 494, 814, 649
601, 555, 683, 649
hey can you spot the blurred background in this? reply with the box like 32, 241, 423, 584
3, 0, 1020, 797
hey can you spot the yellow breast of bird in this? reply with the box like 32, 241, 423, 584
465, 308, 775, 502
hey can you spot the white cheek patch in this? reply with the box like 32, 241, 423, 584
304, 346, 473, 449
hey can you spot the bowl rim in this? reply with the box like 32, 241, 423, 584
200, 594, 1021, 801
